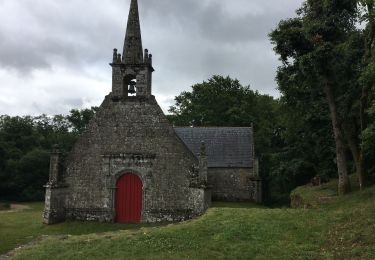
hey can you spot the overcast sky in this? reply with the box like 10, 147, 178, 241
0, 0, 303, 116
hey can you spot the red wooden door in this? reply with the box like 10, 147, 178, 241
115, 173, 143, 223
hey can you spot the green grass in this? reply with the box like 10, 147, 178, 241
291, 174, 360, 208
0, 203, 159, 256
2, 181, 375, 259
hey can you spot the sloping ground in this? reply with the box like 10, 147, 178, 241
3, 182, 375, 259
290, 176, 375, 258
290, 174, 360, 209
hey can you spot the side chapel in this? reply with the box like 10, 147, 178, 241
43, 0, 262, 224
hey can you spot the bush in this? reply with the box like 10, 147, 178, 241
0, 202, 11, 210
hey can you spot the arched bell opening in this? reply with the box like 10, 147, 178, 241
123, 74, 137, 97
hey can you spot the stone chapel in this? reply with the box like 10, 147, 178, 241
43, 0, 262, 224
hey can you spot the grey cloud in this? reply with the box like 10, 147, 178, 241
31, 98, 83, 115
196, 2, 271, 43
0, 0, 304, 116
0, 0, 125, 72
142, 0, 301, 43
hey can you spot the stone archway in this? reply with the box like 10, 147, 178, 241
115, 173, 143, 223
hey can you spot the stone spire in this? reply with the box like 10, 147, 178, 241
123, 0, 143, 65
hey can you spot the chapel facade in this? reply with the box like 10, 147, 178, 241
43, 0, 261, 225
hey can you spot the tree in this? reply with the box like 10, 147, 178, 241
270, 0, 359, 195
0, 107, 99, 201
168, 75, 281, 155
357, 0, 375, 188
15, 149, 50, 201
362, 101, 375, 174
67, 107, 99, 135
168, 75, 346, 204
0, 116, 41, 200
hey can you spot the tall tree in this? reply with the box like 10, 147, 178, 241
362, 100, 375, 174
168, 75, 281, 155
357, 0, 375, 188
270, 0, 359, 195
168, 75, 341, 204
0, 107, 98, 201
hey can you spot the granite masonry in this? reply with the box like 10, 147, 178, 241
175, 127, 261, 202
43, 0, 261, 225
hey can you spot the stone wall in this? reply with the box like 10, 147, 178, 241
208, 167, 261, 202
44, 94, 210, 224
43, 184, 68, 224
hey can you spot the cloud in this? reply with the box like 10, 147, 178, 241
0, 67, 109, 116
0, 0, 125, 72
0, 0, 303, 115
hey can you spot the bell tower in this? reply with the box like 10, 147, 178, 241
111, 0, 154, 100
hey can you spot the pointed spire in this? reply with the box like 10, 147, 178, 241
123, 0, 143, 65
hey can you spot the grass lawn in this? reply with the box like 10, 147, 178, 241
1, 180, 375, 259
0, 203, 159, 256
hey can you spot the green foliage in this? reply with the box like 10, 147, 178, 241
269, 0, 375, 194
169, 75, 281, 155
362, 101, 375, 168
264, 64, 338, 202
5, 186, 375, 259
168, 76, 294, 201
0, 202, 10, 210
168, 75, 339, 203
17, 149, 50, 201
67, 107, 99, 135
0, 107, 98, 202
169, 76, 271, 126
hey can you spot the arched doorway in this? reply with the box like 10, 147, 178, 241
115, 173, 143, 223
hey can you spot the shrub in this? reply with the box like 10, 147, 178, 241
0, 202, 11, 210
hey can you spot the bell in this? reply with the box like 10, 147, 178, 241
128, 80, 136, 94
128, 85, 136, 94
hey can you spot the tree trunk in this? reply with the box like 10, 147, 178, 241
343, 124, 366, 190
323, 81, 351, 195
351, 145, 366, 190
358, 152, 366, 189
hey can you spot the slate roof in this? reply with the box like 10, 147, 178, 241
174, 127, 253, 168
